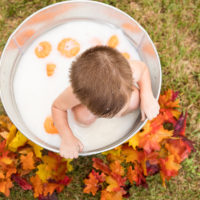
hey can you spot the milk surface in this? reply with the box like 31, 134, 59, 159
14, 20, 141, 152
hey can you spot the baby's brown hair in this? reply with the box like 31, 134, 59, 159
69, 45, 133, 118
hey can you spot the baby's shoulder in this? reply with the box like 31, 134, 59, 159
53, 86, 81, 110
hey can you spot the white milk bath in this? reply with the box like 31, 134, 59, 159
13, 20, 141, 152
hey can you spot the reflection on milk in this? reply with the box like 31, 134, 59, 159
13, 20, 141, 151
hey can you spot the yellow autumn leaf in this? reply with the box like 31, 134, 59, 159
8, 131, 28, 152
106, 176, 118, 192
28, 140, 43, 158
67, 159, 73, 172
128, 132, 140, 150
36, 164, 52, 183
6, 125, 17, 146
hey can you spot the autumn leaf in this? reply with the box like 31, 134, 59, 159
11, 174, 32, 190
92, 158, 111, 175
36, 163, 52, 183
160, 155, 181, 180
159, 89, 180, 109
6, 125, 17, 146
146, 161, 159, 176
0, 115, 12, 131
121, 145, 138, 163
139, 125, 173, 153
83, 170, 100, 195
106, 176, 119, 192
165, 138, 194, 163
128, 133, 139, 150
127, 164, 147, 187
101, 189, 123, 200
58, 175, 71, 185
20, 152, 35, 170
27, 140, 43, 158
92, 169, 106, 183
109, 160, 124, 176
173, 112, 187, 136
30, 174, 44, 198
0, 178, 13, 197
43, 182, 58, 197
8, 131, 28, 152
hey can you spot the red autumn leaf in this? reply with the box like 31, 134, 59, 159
92, 169, 106, 183
151, 109, 177, 132
146, 161, 159, 175
173, 112, 187, 136
127, 164, 147, 187
110, 172, 126, 189
11, 174, 32, 190
160, 155, 181, 179
165, 138, 194, 163
57, 175, 71, 185
92, 158, 111, 175
83, 171, 100, 196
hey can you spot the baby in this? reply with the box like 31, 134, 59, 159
51, 45, 160, 159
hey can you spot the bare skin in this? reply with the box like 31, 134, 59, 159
51, 60, 160, 159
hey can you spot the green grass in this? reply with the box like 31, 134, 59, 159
0, 0, 200, 199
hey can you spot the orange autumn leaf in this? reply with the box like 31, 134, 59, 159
127, 165, 138, 184
0, 115, 12, 131
6, 167, 16, 179
46, 64, 56, 76
107, 35, 119, 48
159, 89, 180, 109
165, 138, 194, 163
57, 38, 80, 58
109, 160, 124, 176
43, 182, 58, 197
35, 41, 52, 58
83, 171, 99, 196
44, 116, 58, 134
121, 145, 139, 163
0, 178, 13, 197
101, 189, 123, 200
20, 152, 35, 170
138, 125, 173, 153
30, 174, 43, 198
160, 155, 181, 178
127, 164, 146, 186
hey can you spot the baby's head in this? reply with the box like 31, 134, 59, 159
70, 45, 133, 118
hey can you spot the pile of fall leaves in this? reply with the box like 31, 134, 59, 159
0, 89, 195, 199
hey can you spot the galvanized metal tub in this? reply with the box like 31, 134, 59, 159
0, 0, 162, 155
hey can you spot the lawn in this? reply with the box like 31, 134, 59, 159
0, 0, 199, 199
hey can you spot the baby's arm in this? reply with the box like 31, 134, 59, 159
51, 86, 83, 159
129, 60, 160, 121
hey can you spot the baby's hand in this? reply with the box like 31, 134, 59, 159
59, 134, 84, 159
140, 92, 160, 121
